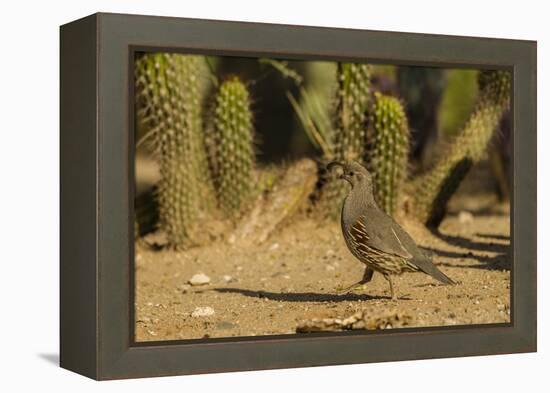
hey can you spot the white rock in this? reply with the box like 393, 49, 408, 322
191, 306, 215, 317
222, 275, 233, 283
458, 211, 474, 224
189, 273, 211, 286
269, 243, 280, 251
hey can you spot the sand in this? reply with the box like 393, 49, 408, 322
135, 193, 510, 341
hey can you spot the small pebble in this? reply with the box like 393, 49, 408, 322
222, 275, 234, 283
269, 243, 280, 251
189, 273, 211, 286
191, 306, 215, 317
458, 211, 474, 224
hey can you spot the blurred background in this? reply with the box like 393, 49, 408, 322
136, 56, 511, 201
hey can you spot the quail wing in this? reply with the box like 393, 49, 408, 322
350, 207, 456, 285
349, 210, 414, 260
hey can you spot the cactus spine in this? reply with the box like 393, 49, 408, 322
365, 92, 410, 215
412, 70, 511, 227
208, 76, 255, 216
320, 63, 371, 217
135, 53, 211, 248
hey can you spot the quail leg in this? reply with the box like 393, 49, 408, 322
383, 274, 397, 300
338, 268, 374, 294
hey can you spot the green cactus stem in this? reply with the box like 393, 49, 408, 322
365, 92, 410, 215
411, 70, 511, 227
135, 53, 211, 248
334, 63, 372, 162
320, 62, 371, 217
208, 76, 255, 216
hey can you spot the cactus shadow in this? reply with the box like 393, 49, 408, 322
428, 228, 510, 254
213, 288, 387, 302
451, 205, 509, 218
476, 233, 510, 241
423, 246, 511, 271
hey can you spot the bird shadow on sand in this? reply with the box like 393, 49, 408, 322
213, 288, 391, 302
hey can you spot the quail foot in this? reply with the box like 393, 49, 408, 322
328, 161, 455, 300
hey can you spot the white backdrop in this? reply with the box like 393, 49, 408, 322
0, 0, 546, 391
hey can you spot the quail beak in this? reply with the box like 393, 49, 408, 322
327, 161, 344, 179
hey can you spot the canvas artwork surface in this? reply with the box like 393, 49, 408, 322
133, 53, 511, 342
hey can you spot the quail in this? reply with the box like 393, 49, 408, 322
328, 161, 455, 300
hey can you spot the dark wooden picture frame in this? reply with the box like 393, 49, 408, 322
60, 12, 537, 380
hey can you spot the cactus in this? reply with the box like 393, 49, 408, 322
208, 76, 255, 216
135, 53, 212, 248
320, 63, 371, 217
334, 63, 372, 162
365, 92, 410, 215
438, 69, 479, 138
411, 70, 511, 227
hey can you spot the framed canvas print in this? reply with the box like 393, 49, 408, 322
60, 12, 537, 380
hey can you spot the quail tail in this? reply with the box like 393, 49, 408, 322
415, 257, 456, 285
430, 268, 456, 285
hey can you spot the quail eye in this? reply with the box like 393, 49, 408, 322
349, 172, 354, 177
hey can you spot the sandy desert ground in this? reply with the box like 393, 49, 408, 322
135, 188, 510, 341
